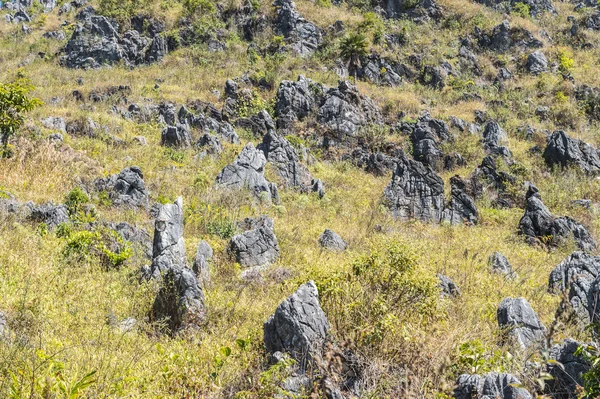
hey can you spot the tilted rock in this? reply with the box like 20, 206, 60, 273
258, 130, 322, 196
147, 197, 186, 278
543, 130, 600, 175
468, 155, 518, 208
442, 176, 479, 225
61, 14, 167, 68
481, 120, 510, 155
318, 229, 347, 251
193, 240, 213, 286
405, 113, 452, 171
229, 221, 280, 267
109, 221, 152, 259
151, 266, 207, 332
94, 166, 149, 208
235, 110, 276, 137
273, 0, 322, 56
29, 203, 69, 229
497, 297, 546, 350
196, 133, 222, 157
489, 252, 517, 279
348, 149, 398, 176
545, 339, 590, 399
438, 274, 460, 297
382, 0, 443, 21
519, 185, 596, 252
475, 20, 542, 53
161, 124, 192, 148
454, 372, 533, 399
383, 153, 445, 222
216, 143, 280, 202
526, 50, 548, 75
317, 80, 382, 141
264, 281, 330, 364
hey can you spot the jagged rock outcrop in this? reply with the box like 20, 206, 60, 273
454, 372, 533, 399
403, 113, 452, 171
151, 266, 207, 332
497, 297, 545, 350
481, 120, 510, 156
442, 176, 479, 225
94, 166, 149, 208
475, 20, 542, 53
383, 153, 445, 222
273, 0, 322, 56
61, 14, 167, 68
216, 143, 280, 202
519, 185, 596, 252
438, 274, 461, 297
357, 54, 414, 86
382, 0, 443, 21
235, 110, 276, 137
193, 240, 213, 286
317, 80, 382, 141
274, 75, 324, 125
196, 133, 222, 157
318, 229, 347, 251
178, 104, 240, 144
146, 198, 186, 278
545, 339, 590, 399
543, 130, 600, 175
468, 155, 519, 208
29, 202, 70, 229
349, 149, 398, 176
475, 0, 554, 17
264, 281, 330, 364
489, 252, 517, 279
110, 221, 152, 259
229, 218, 280, 267
161, 124, 192, 148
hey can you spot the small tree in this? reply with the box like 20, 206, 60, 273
0, 73, 42, 156
339, 33, 368, 83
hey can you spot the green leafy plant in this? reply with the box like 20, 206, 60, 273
558, 50, 575, 74
512, 2, 531, 18
62, 228, 132, 268
339, 33, 369, 83
0, 72, 42, 156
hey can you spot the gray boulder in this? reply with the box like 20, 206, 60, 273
383, 153, 445, 222
229, 222, 280, 268
110, 221, 152, 259
41, 116, 66, 132
442, 176, 479, 225
147, 197, 186, 278
475, 0, 554, 16
264, 281, 330, 365
275, 75, 325, 125
94, 166, 149, 208
273, 0, 322, 56
318, 229, 347, 251
193, 240, 213, 286
29, 202, 69, 229
235, 110, 276, 137
497, 297, 546, 350
407, 113, 452, 171
481, 120, 509, 154
317, 80, 382, 141
196, 133, 222, 157
438, 274, 460, 297
161, 124, 192, 148
476, 20, 542, 53
489, 252, 517, 279
151, 266, 207, 332
543, 130, 600, 175
216, 143, 279, 203
383, 0, 443, 21
526, 51, 548, 75
545, 339, 590, 399
454, 372, 533, 399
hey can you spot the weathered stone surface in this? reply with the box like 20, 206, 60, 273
61, 14, 167, 68
196, 133, 222, 157
545, 339, 590, 399
454, 372, 533, 399
41, 116, 66, 132
152, 266, 207, 332
147, 197, 186, 278
161, 124, 192, 148
229, 222, 280, 267
475, 0, 554, 17
235, 110, 276, 137
193, 240, 213, 286
468, 155, 518, 208
264, 281, 330, 363
382, 0, 443, 21
497, 297, 546, 350
349, 149, 398, 176
476, 20, 542, 53
543, 130, 600, 175
438, 274, 460, 297
526, 50, 548, 75
29, 203, 69, 229
519, 185, 596, 252
94, 166, 149, 208
489, 252, 517, 279
442, 176, 479, 225
383, 153, 445, 222
274, 75, 325, 129
238, 215, 275, 232
216, 143, 279, 202
273, 0, 322, 56
318, 229, 347, 251
405, 113, 452, 171
317, 80, 382, 141
110, 221, 152, 259
178, 104, 240, 144
481, 120, 509, 154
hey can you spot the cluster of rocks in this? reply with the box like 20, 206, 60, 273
0, 197, 69, 229
383, 153, 478, 225
94, 166, 149, 208
474, 0, 555, 17
518, 184, 596, 252
380, 0, 443, 21
228, 215, 280, 268
61, 12, 167, 68
543, 130, 600, 175
474, 20, 542, 53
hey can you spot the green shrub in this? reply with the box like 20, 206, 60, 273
62, 228, 132, 268
511, 2, 531, 18
558, 50, 575, 74
64, 187, 90, 216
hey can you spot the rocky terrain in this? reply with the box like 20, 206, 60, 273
1, 0, 600, 398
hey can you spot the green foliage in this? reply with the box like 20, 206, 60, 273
182, 0, 217, 15
511, 2, 531, 18
359, 12, 385, 43
234, 357, 298, 399
64, 187, 90, 217
235, 90, 271, 118
0, 71, 42, 153
576, 342, 600, 397
339, 33, 369, 81
356, 124, 389, 152
558, 50, 575, 74
453, 340, 515, 375
62, 228, 132, 268
318, 238, 440, 353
